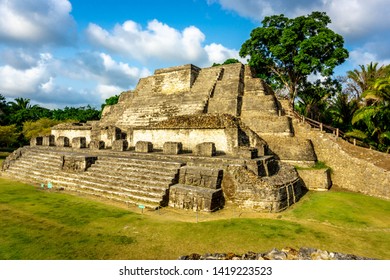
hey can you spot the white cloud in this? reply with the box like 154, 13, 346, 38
87, 19, 243, 67
87, 19, 209, 65
0, 0, 76, 46
0, 49, 151, 107
204, 43, 245, 64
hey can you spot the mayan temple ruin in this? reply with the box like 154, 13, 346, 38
3, 63, 388, 212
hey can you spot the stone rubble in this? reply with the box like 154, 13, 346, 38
179, 247, 373, 260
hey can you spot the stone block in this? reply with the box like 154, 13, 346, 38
178, 166, 223, 189
112, 139, 128, 151
169, 184, 224, 212
72, 137, 86, 148
193, 142, 216, 157
135, 141, 153, 153
297, 168, 332, 191
42, 135, 55, 146
237, 147, 258, 159
89, 140, 105, 150
61, 155, 97, 172
163, 142, 182, 154
30, 136, 43, 146
56, 136, 70, 147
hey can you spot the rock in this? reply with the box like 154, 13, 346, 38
178, 247, 373, 260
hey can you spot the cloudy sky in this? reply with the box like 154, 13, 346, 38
0, 0, 389, 108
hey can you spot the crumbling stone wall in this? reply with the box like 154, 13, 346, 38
222, 163, 305, 212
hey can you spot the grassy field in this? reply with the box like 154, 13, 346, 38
0, 175, 389, 260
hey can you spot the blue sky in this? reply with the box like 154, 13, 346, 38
0, 0, 389, 109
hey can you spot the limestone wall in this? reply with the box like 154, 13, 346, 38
153, 64, 200, 95
130, 128, 238, 155
51, 128, 91, 146
294, 121, 390, 199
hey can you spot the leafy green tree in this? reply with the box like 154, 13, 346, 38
0, 94, 9, 125
101, 94, 119, 111
212, 58, 240, 67
22, 118, 62, 141
239, 11, 349, 107
7, 97, 50, 127
52, 105, 100, 122
0, 125, 19, 147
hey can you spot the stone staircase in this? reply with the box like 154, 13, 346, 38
115, 67, 224, 128
2, 147, 183, 209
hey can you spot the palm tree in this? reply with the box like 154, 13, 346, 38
363, 76, 390, 105
8, 97, 33, 111
347, 75, 390, 151
346, 62, 385, 100
328, 92, 359, 132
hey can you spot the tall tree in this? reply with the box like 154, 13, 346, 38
239, 11, 349, 108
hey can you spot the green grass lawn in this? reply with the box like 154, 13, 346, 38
0, 176, 389, 260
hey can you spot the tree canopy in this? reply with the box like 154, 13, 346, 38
240, 11, 349, 107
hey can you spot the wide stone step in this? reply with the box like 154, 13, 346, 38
4, 168, 168, 201
89, 162, 179, 177
85, 169, 176, 185
11, 158, 61, 170
78, 172, 173, 191
96, 156, 183, 170
55, 182, 163, 209
59, 177, 167, 199
5, 165, 61, 178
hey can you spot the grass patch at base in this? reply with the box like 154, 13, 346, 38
0, 177, 389, 260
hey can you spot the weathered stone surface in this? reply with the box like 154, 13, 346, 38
293, 120, 390, 198
30, 136, 43, 146
236, 147, 258, 159
89, 140, 105, 150
72, 137, 86, 148
179, 166, 223, 189
163, 142, 182, 154
52, 123, 92, 146
42, 135, 55, 146
61, 155, 97, 172
194, 142, 216, 157
56, 136, 70, 147
169, 166, 224, 212
135, 141, 153, 153
169, 185, 223, 212
297, 168, 332, 191
112, 139, 128, 151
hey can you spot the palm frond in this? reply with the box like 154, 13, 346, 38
345, 129, 368, 140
